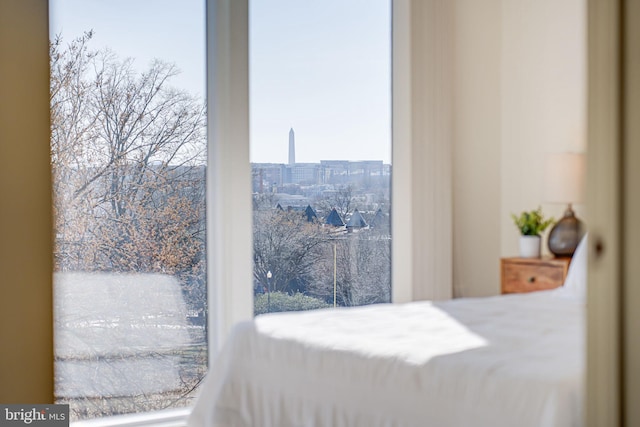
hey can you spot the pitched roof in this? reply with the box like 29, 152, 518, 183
346, 209, 368, 228
325, 208, 345, 227
370, 208, 387, 228
305, 205, 318, 222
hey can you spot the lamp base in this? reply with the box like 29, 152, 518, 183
547, 205, 585, 257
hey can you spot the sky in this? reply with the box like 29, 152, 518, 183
49, 0, 391, 164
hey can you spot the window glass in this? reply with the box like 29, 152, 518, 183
250, 0, 392, 315
49, 0, 207, 420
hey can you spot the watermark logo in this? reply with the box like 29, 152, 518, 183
0, 405, 68, 427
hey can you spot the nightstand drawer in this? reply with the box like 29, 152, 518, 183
501, 258, 570, 294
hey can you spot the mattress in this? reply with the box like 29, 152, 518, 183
189, 290, 584, 427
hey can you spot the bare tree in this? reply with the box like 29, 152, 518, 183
308, 230, 391, 306
315, 184, 356, 219
51, 33, 208, 418
51, 33, 206, 280
253, 208, 327, 294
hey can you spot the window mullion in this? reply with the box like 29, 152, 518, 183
205, 0, 252, 358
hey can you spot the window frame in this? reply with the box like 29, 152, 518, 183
44, 0, 453, 425
206, 0, 455, 345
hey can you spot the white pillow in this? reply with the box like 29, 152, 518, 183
557, 233, 588, 300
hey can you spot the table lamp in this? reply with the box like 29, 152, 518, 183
543, 152, 586, 257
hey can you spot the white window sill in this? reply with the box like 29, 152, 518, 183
71, 408, 191, 427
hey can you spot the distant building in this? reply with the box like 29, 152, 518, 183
251, 129, 390, 191
320, 160, 384, 187
252, 163, 286, 192
346, 209, 368, 230
272, 193, 310, 209
305, 205, 318, 222
325, 208, 345, 227
287, 163, 320, 185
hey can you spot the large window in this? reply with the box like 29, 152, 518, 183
48, 0, 393, 420
249, 0, 392, 315
49, 0, 207, 420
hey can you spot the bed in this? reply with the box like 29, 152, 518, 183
189, 239, 587, 427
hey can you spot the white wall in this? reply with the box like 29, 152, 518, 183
452, 0, 587, 297
500, 0, 587, 257
452, 0, 502, 297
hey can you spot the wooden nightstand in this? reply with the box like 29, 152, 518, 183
500, 257, 571, 294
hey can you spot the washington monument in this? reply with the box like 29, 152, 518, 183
288, 128, 295, 165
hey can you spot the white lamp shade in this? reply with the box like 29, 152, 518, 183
544, 152, 586, 204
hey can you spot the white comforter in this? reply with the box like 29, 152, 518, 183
189, 291, 584, 427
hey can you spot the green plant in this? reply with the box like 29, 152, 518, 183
511, 208, 554, 236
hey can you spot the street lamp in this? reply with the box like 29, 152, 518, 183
333, 243, 337, 308
266, 270, 272, 313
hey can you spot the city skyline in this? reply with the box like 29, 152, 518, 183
252, 127, 390, 166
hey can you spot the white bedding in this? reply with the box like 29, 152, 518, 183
189, 291, 584, 427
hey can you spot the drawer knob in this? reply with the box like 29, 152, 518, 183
527, 276, 535, 283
